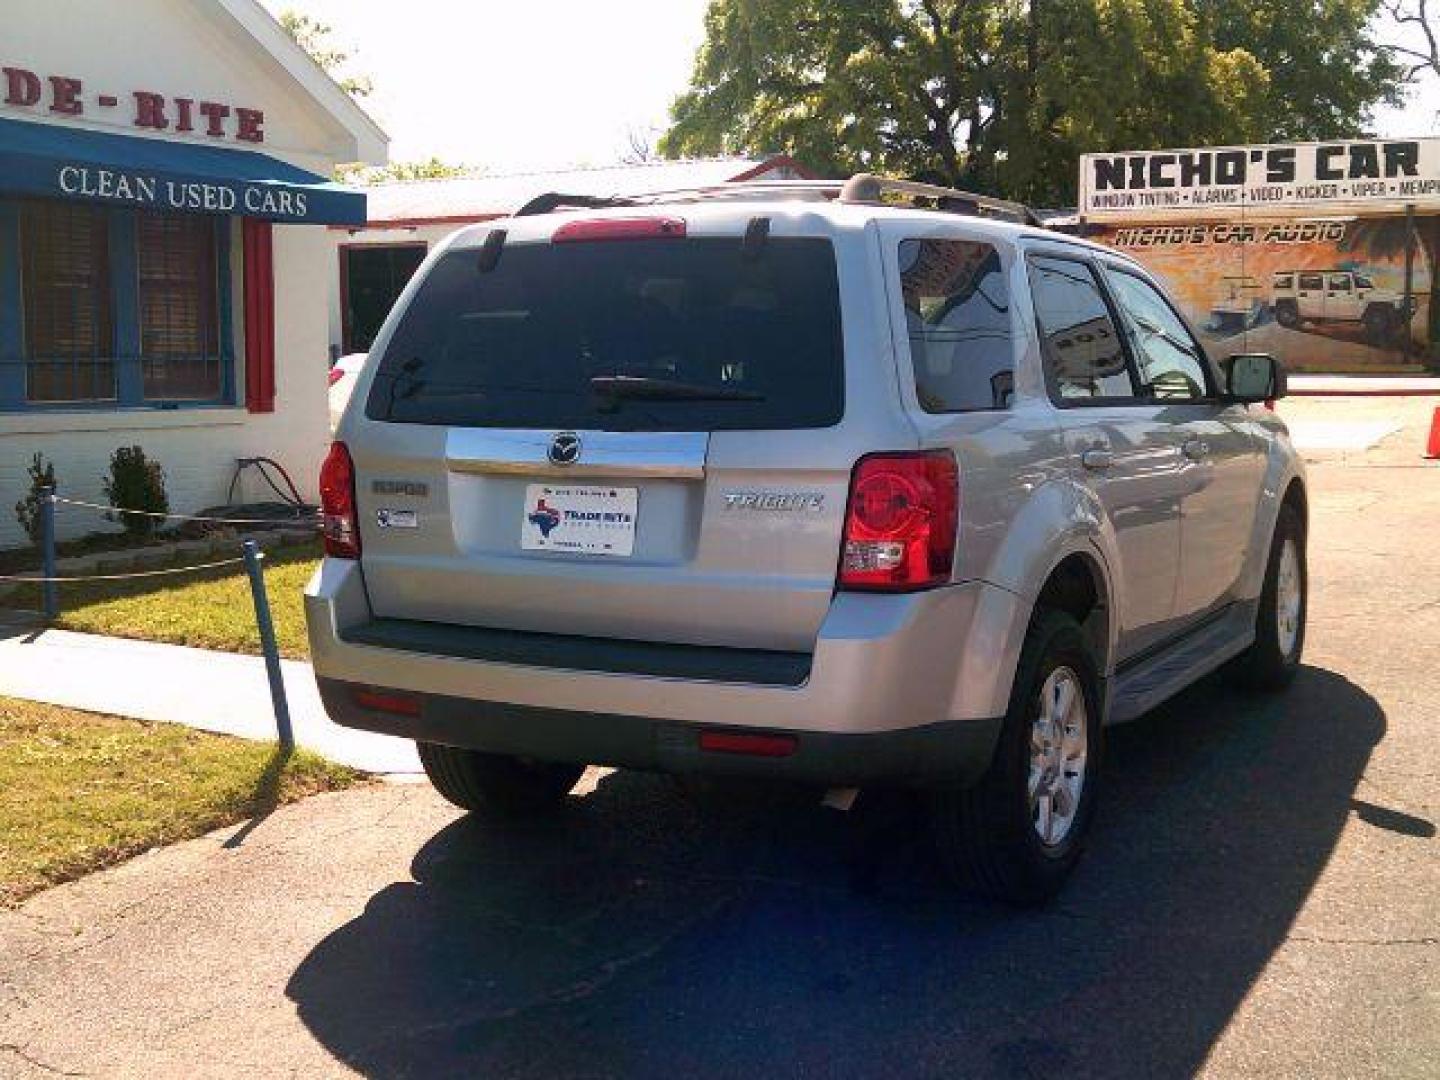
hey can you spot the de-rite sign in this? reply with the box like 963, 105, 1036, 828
2, 63, 264, 142
0, 60, 364, 224
1080, 138, 1440, 220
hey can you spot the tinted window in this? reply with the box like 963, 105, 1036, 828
1299, 273, 1324, 290
1028, 255, 1133, 401
366, 238, 843, 431
1274, 274, 1293, 289
1106, 269, 1211, 401
898, 239, 1014, 411
1328, 273, 1351, 292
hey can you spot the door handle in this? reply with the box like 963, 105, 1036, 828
1182, 437, 1209, 462
1080, 447, 1114, 471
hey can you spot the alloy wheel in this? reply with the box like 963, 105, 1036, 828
1028, 666, 1088, 847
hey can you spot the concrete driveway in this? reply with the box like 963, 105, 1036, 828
1, 398, 1436, 1078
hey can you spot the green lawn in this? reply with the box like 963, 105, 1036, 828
0, 697, 362, 906
24, 541, 319, 659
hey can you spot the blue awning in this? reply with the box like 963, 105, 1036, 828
0, 117, 366, 225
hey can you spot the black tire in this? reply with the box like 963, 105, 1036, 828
929, 609, 1103, 906
1363, 306, 1394, 345
1230, 502, 1307, 691
417, 742, 584, 818
1275, 302, 1300, 329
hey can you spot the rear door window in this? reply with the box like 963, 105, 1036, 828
365, 237, 844, 431
898, 238, 1014, 411
1027, 255, 1135, 402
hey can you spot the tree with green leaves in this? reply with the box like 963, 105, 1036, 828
662, 1, 1404, 205
280, 10, 374, 98
335, 157, 481, 184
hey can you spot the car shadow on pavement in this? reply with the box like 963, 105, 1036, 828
287, 666, 1382, 1079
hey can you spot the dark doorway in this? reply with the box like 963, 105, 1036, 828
341, 243, 427, 353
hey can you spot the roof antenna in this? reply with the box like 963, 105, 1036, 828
742, 216, 770, 258
477, 228, 506, 272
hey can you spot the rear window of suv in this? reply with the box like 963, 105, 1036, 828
365, 236, 844, 431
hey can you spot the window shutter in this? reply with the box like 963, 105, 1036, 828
20, 201, 115, 401
243, 218, 275, 413
137, 212, 220, 399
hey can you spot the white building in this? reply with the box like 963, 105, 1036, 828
0, 0, 386, 546
329, 156, 809, 356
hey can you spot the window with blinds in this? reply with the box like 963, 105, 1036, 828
21, 201, 115, 402
137, 212, 221, 400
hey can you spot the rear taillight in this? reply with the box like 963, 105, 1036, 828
552, 217, 686, 242
838, 451, 958, 592
319, 441, 361, 559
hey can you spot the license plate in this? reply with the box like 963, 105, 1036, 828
521, 484, 638, 556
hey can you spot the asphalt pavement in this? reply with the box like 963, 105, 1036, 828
0, 396, 1435, 1078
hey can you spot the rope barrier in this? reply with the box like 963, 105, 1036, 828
50, 495, 319, 527
0, 556, 250, 584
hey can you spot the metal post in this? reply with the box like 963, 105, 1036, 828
40, 485, 57, 621
242, 540, 293, 751
1404, 203, 1417, 366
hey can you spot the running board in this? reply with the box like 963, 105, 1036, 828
1107, 602, 1257, 725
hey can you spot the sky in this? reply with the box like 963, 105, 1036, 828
260, 0, 714, 169
259, 0, 1440, 172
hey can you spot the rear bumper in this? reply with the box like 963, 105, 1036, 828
305, 559, 1027, 784
318, 678, 1001, 785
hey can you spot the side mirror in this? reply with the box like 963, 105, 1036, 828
1222, 353, 1286, 403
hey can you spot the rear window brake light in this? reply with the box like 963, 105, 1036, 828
552, 217, 686, 243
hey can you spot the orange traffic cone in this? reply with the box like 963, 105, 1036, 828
1426, 407, 1440, 459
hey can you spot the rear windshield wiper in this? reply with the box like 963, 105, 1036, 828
589, 375, 764, 402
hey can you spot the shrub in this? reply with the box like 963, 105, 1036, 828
13, 452, 57, 549
103, 446, 169, 538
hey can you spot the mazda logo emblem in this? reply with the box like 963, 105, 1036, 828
548, 432, 582, 466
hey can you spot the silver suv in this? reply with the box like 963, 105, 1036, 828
308, 175, 1307, 904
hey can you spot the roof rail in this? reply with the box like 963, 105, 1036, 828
837, 174, 1039, 226
510, 174, 1041, 227
513, 192, 641, 217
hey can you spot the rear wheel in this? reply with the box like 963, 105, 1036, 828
1230, 503, 1306, 691
1275, 302, 1300, 329
1363, 306, 1395, 344
417, 743, 584, 818
930, 610, 1102, 906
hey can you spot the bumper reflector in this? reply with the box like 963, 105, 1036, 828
699, 730, 798, 758
352, 688, 422, 717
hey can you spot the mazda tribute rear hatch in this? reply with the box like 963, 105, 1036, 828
350, 226, 857, 653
